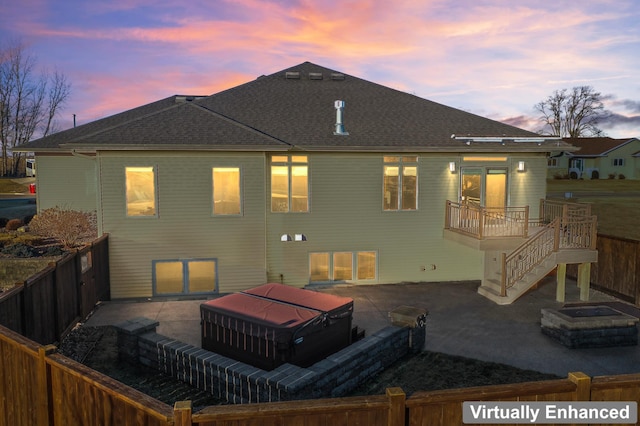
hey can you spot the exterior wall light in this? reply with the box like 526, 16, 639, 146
449, 162, 456, 173
517, 161, 526, 172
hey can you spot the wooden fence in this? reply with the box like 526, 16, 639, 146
2, 323, 639, 426
0, 234, 109, 345
568, 234, 640, 306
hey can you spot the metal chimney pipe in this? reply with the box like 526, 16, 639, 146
333, 100, 349, 135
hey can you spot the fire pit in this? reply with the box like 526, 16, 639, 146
541, 305, 638, 348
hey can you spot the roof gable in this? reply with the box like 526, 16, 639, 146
562, 137, 640, 157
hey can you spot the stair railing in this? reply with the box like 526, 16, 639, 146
500, 213, 598, 297
500, 219, 558, 296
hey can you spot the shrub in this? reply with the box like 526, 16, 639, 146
28, 208, 97, 249
1, 243, 36, 258
5, 219, 24, 231
619, 174, 626, 180
0, 218, 8, 228
608, 173, 616, 179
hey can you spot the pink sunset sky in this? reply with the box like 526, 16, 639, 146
2, 0, 639, 138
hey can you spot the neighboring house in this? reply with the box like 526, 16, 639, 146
19, 62, 592, 303
548, 137, 640, 179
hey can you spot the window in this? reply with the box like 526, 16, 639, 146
213, 167, 241, 215
547, 158, 559, 167
333, 252, 353, 281
126, 166, 156, 216
383, 156, 417, 210
271, 155, 308, 212
613, 158, 625, 167
309, 251, 377, 282
153, 259, 217, 296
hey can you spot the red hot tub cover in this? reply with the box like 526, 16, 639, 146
243, 283, 354, 316
200, 284, 354, 370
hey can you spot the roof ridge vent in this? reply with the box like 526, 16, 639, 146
331, 73, 345, 81
333, 100, 349, 136
308, 72, 323, 80
285, 71, 301, 79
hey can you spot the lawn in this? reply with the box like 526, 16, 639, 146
0, 178, 31, 194
547, 179, 640, 240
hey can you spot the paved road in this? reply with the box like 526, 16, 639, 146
0, 197, 37, 220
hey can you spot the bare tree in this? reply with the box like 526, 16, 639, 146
535, 86, 605, 138
0, 42, 71, 176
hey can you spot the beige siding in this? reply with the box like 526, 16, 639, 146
266, 153, 483, 287
509, 155, 548, 220
99, 152, 267, 298
265, 153, 549, 288
598, 140, 640, 179
34, 154, 97, 212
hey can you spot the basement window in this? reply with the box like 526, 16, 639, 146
309, 251, 377, 283
153, 259, 218, 296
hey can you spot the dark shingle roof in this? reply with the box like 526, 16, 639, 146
22, 62, 574, 153
561, 137, 639, 157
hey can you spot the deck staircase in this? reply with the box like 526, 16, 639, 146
478, 250, 559, 305
445, 199, 598, 305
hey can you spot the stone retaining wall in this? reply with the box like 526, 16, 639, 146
116, 317, 426, 404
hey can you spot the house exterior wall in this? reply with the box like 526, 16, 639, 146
508, 155, 548, 216
547, 153, 571, 179
98, 152, 268, 299
265, 153, 547, 287
599, 140, 640, 179
34, 154, 98, 213
265, 153, 483, 286
34, 151, 549, 299
551, 139, 640, 180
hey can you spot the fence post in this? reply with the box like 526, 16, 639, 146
386, 387, 406, 426
173, 401, 192, 426
37, 345, 56, 426
568, 372, 591, 401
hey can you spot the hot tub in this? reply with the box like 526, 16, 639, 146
201, 283, 353, 370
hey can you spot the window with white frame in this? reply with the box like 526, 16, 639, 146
212, 167, 241, 215
613, 158, 625, 167
383, 156, 417, 210
547, 158, 559, 167
271, 155, 309, 212
125, 166, 156, 216
309, 251, 377, 282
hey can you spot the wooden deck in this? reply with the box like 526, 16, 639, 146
445, 199, 598, 304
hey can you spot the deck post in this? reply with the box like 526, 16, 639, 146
556, 263, 566, 303
578, 263, 591, 301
